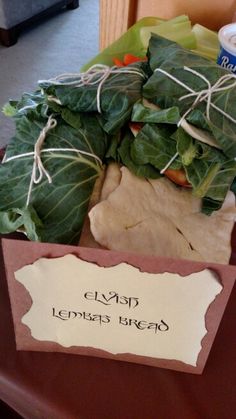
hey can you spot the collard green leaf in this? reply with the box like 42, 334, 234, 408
48, 100, 82, 130
143, 34, 236, 157
21, 206, 44, 241
0, 112, 108, 244
186, 109, 211, 131
174, 127, 198, 165
105, 132, 122, 162
201, 197, 223, 215
171, 127, 236, 210
118, 131, 161, 179
185, 160, 221, 198
207, 115, 236, 158
0, 206, 43, 241
4, 91, 48, 120
131, 102, 180, 124
40, 62, 147, 135
0, 209, 26, 233
2, 102, 18, 117
200, 159, 236, 202
130, 123, 182, 170
185, 158, 236, 204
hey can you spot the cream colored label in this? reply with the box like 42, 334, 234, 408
15, 255, 222, 366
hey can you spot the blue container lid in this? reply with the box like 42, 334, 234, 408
218, 23, 236, 56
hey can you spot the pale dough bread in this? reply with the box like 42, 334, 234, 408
89, 165, 236, 263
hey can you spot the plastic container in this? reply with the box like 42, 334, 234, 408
217, 23, 236, 73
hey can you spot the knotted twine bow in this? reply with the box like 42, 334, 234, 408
3, 115, 103, 206
154, 66, 236, 173
155, 66, 236, 126
41, 63, 146, 113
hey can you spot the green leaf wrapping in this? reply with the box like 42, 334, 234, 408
1, 29, 236, 246
188, 159, 236, 201
0, 112, 108, 244
0, 206, 43, 241
130, 124, 182, 170
176, 128, 236, 204
4, 91, 48, 119
126, 123, 236, 210
48, 101, 82, 130
118, 131, 161, 179
131, 102, 180, 124
174, 128, 198, 165
40, 62, 147, 134
143, 34, 236, 157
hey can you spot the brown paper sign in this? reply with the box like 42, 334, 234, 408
2, 238, 236, 374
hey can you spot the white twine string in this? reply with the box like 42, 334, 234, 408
155, 66, 236, 126
39, 64, 146, 114
3, 116, 102, 206
4, 148, 103, 165
25, 115, 56, 207
29, 115, 54, 206
47, 95, 62, 105
160, 152, 179, 174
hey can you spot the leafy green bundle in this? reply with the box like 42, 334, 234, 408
119, 35, 236, 214
0, 109, 106, 243
0, 62, 147, 244
39, 63, 146, 134
0, 33, 236, 244
144, 35, 236, 157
